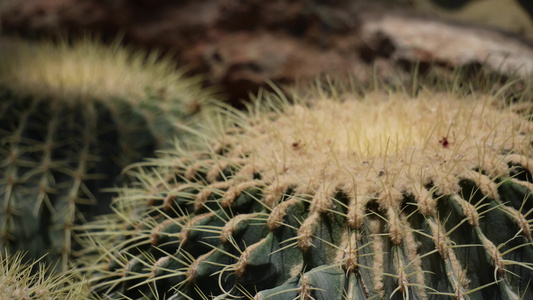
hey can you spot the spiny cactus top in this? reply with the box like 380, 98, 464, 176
0, 251, 89, 299
0, 37, 215, 271
83, 77, 533, 299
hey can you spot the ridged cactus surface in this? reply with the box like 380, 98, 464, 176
83, 79, 533, 299
0, 37, 213, 271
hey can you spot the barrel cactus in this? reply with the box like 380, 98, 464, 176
81, 74, 533, 299
0, 37, 214, 271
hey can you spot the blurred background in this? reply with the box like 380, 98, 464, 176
1, 0, 532, 104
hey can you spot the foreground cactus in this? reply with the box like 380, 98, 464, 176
0, 37, 214, 271
0, 250, 89, 299
82, 74, 533, 299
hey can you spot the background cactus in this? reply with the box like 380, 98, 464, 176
0, 37, 215, 271
81, 73, 533, 299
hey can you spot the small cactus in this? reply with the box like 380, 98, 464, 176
82, 74, 533, 299
0, 37, 215, 271
0, 250, 89, 299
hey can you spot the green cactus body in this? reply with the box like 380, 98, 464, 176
83, 78, 533, 299
0, 37, 214, 271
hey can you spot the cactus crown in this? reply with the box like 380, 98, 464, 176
82, 71, 533, 299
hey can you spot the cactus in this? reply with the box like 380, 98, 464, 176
81, 74, 533, 299
0, 37, 215, 271
0, 250, 89, 299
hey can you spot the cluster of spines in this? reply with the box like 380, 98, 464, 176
0, 251, 88, 299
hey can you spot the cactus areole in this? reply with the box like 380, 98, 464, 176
86, 82, 533, 299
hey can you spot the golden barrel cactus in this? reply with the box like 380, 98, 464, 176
82, 73, 533, 299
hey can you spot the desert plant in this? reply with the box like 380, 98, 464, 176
80, 72, 533, 299
0, 37, 215, 272
0, 250, 89, 299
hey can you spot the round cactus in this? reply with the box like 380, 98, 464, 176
81, 74, 533, 299
0, 37, 215, 271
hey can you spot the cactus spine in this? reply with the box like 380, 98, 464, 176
81, 74, 533, 299
0, 37, 214, 271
